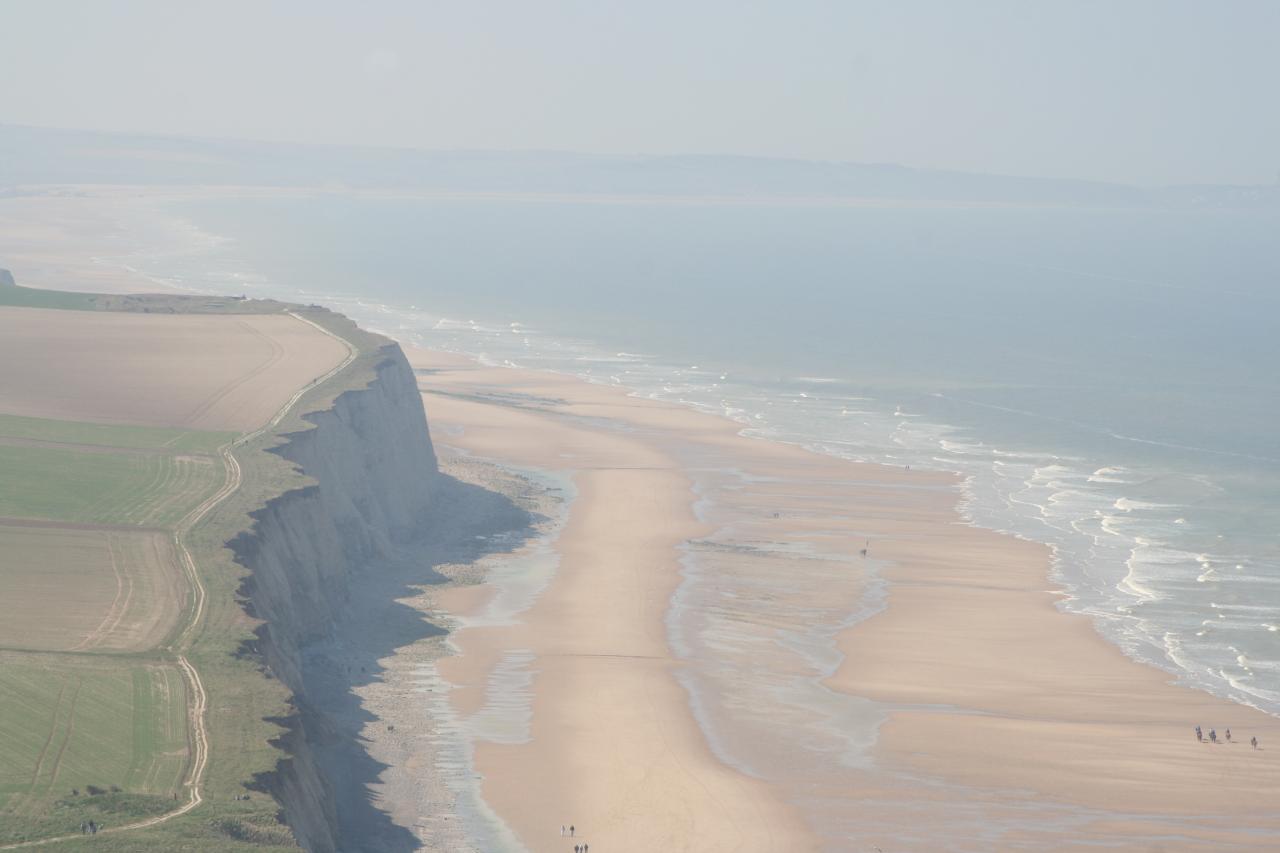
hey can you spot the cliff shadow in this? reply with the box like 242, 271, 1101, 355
296, 470, 539, 853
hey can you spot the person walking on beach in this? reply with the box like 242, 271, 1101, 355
1252, 736, 1259, 750
561, 826, 566, 836
1226, 728, 1232, 742
1209, 729, 1217, 744
1195, 725, 1202, 742
570, 825, 575, 837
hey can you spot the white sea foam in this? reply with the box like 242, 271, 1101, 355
993, 447, 1071, 460
1119, 559, 1162, 602
1088, 466, 1135, 484
1211, 602, 1280, 614
1113, 497, 1175, 512
1219, 670, 1280, 707
1162, 632, 1198, 673
939, 438, 988, 455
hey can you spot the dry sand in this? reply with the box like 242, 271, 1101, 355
0, 306, 349, 432
375, 350, 1280, 852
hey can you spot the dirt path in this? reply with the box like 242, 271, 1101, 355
0, 313, 356, 849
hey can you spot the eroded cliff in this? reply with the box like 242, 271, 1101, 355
229, 338, 439, 852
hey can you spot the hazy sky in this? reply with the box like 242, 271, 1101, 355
2, 0, 1277, 186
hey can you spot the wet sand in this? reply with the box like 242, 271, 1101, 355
378, 348, 1280, 852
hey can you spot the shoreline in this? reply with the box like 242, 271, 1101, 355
5, 189, 1277, 847
353, 347, 1280, 850
5, 186, 1275, 731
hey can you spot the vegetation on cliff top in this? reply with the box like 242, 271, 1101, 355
0, 271, 396, 849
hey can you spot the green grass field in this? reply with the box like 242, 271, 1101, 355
0, 445, 225, 527
0, 269, 300, 318
0, 655, 189, 843
0, 413, 235, 454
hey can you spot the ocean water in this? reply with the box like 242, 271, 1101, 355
138, 194, 1280, 716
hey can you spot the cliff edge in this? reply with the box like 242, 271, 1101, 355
232, 339, 438, 850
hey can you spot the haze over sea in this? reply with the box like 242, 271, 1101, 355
148, 192, 1280, 716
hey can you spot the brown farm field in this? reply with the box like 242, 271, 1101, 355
0, 522, 184, 653
0, 306, 349, 432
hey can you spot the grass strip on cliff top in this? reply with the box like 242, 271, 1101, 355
156, 307, 397, 845
0, 267, 306, 316
0, 276, 100, 310
0, 414, 235, 454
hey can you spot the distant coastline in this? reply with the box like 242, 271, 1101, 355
5, 122, 1279, 210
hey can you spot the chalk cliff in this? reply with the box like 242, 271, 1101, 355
229, 337, 438, 852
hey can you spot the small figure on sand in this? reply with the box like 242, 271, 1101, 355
1252, 736, 1259, 750
1195, 725, 1202, 742
1225, 728, 1232, 742
570, 824, 575, 837
1209, 728, 1218, 744
561, 825, 566, 836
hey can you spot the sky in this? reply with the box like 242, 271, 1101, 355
1, 0, 1277, 186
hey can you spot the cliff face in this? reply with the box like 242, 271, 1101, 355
231, 344, 438, 852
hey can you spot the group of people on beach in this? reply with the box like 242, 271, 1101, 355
559, 824, 588, 850
1195, 725, 1259, 749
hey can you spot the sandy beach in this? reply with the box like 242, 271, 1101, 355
349, 349, 1280, 852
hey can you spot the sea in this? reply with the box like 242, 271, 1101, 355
132, 193, 1280, 718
